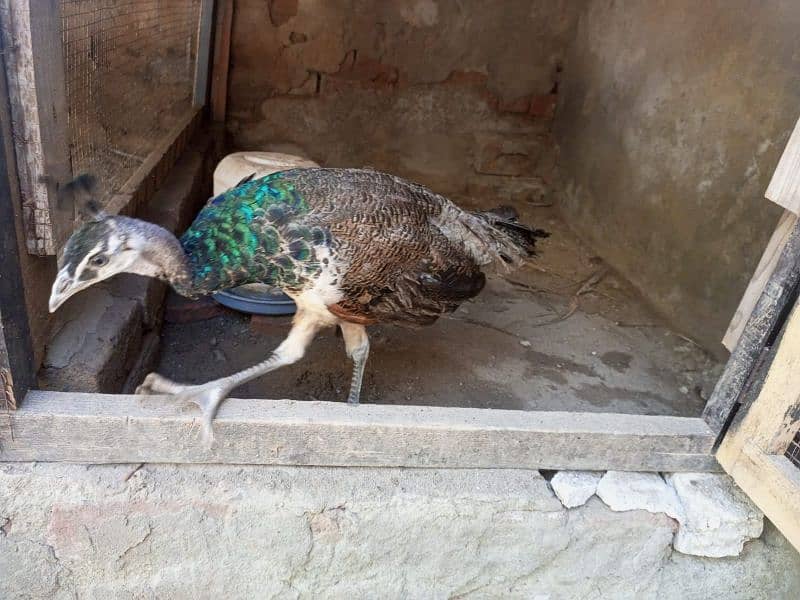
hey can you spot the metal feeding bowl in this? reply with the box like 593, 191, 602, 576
213, 284, 296, 316
210, 151, 319, 316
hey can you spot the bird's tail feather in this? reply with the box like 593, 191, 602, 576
473, 206, 549, 264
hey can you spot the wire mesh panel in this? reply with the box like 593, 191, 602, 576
61, 0, 202, 205
786, 430, 800, 470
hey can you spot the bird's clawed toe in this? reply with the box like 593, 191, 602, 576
135, 372, 186, 395
173, 383, 232, 442
135, 373, 232, 442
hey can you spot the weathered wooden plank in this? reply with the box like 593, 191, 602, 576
0, 34, 34, 407
27, 0, 73, 252
718, 445, 800, 552
722, 210, 798, 351
703, 216, 800, 434
193, 0, 215, 108
719, 300, 800, 457
210, 0, 234, 122
716, 299, 800, 551
0, 0, 72, 254
766, 116, 800, 214
0, 391, 720, 471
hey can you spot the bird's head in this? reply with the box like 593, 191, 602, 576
49, 176, 168, 312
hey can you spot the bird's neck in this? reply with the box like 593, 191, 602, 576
127, 219, 196, 298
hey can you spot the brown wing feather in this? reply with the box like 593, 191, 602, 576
281, 168, 530, 325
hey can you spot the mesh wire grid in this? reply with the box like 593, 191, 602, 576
61, 0, 201, 205
786, 430, 800, 470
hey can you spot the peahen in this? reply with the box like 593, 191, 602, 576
50, 169, 548, 435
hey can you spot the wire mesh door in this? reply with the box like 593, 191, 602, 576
61, 0, 203, 206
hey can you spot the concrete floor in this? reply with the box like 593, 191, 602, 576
155, 211, 721, 416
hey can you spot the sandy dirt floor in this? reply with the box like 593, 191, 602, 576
155, 208, 721, 416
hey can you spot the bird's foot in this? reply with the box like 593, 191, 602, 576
135, 372, 231, 443
135, 372, 187, 395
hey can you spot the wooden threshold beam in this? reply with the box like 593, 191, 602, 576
0, 391, 720, 472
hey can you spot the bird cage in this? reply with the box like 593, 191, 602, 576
0, 0, 212, 255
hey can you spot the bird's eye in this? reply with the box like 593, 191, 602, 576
89, 255, 108, 267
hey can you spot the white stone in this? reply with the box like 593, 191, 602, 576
667, 473, 764, 558
596, 471, 683, 520
551, 470, 603, 508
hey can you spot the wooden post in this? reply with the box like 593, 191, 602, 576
722, 210, 798, 352
703, 213, 800, 436
210, 0, 234, 122
0, 32, 35, 406
193, 0, 216, 108
716, 298, 800, 551
1, 0, 73, 255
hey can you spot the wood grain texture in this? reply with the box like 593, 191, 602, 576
718, 445, 800, 552
0, 391, 720, 471
703, 217, 800, 434
717, 300, 800, 552
722, 210, 798, 351
0, 0, 72, 254
193, 0, 215, 108
210, 0, 233, 122
720, 300, 800, 457
766, 116, 800, 214
0, 33, 34, 404
28, 0, 73, 253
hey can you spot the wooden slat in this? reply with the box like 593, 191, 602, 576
718, 445, 800, 552
766, 116, 800, 214
703, 216, 800, 434
28, 0, 73, 252
0, 391, 720, 471
717, 299, 800, 551
210, 0, 234, 122
193, 0, 215, 108
719, 300, 800, 457
0, 0, 73, 255
0, 31, 34, 406
722, 210, 798, 351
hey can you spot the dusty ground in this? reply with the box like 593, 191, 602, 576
155, 209, 720, 416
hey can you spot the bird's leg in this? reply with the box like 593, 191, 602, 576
340, 322, 370, 405
136, 310, 322, 439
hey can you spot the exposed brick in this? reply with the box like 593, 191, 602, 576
499, 95, 531, 114
528, 94, 558, 119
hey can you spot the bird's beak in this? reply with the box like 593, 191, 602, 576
49, 269, 84, 313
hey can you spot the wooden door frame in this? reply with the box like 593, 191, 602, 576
0, 21, 34, 409
715, 294, 800, 549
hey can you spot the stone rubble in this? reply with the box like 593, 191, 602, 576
590, 470, 765, 558
550, 470, 603, 508
596, 471, 684, 520
667, 472, 764, 558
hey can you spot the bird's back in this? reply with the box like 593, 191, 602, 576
180, 168, 543, 325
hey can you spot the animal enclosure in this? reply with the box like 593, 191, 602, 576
61, 0, 202, 205
1, 0, 800, 552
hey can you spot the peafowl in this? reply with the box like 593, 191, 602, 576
50, 169, 548, 435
